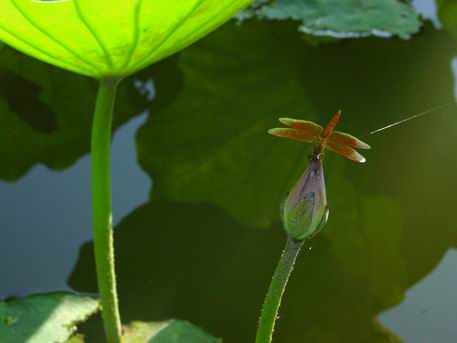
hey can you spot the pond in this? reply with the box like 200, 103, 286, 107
1, 1, 456, 342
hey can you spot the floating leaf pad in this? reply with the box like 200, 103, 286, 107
0, 292, 99, 343
123, 320, 222, 343
240, 0, 421, 39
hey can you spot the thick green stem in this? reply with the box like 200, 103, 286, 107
255, 237, 304, 343
91, 77, 122, 343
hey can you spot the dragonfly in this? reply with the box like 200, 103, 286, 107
268, 110, 371, 163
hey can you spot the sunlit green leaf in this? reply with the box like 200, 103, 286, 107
123, 320, 221, 343
239, 0, 421, 39
0, 0, 251, 78
0, 293, 99, 343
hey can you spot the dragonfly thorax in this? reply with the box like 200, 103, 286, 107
309, 140, 325, 161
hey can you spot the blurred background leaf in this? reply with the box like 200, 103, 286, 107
0, 46, 147, 181
136, 20, 457, 230
137, 20, 315, 229
70, 198, 407, 343
437, 0, 457, 37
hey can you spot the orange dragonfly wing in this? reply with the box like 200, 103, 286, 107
278, 118, 323, 136
324, 141, 367, 163
322, 110, 341, 138
326, 131, 371, 150
268, 128, 317, 143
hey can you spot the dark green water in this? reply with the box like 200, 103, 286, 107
1, 2, 456, 342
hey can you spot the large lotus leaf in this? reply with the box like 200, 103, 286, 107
136, 19, 457, 232
0, 0, 251, 78
137, 21, 314, 228
0, 45, 148, 181
123, 320, 221, 343
0, 292, 99, 343
239, 0, 421, 38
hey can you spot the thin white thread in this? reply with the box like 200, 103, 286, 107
361, 100, 457, 137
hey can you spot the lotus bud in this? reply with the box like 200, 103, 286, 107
281, 159, 329, 241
